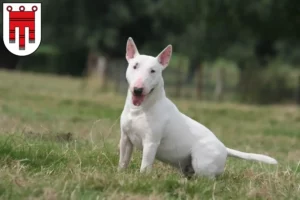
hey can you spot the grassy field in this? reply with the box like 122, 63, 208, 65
0, 69, 299, 200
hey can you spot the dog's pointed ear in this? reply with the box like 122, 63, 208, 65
156, 45, 172, 69
126, 37, 139, 62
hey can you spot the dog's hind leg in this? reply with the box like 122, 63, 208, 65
191, 139, 227, 179
183, 155, 195, 179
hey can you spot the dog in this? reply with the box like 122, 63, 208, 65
118, 37, 278, 178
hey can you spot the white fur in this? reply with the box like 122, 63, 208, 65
118, 37, 278, 178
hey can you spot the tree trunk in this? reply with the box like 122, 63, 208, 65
186, 57, 199, 84
214, 67, 225, 102
196, 63, 203, 100
296, 75, 300, 105
175, 59, 184, 98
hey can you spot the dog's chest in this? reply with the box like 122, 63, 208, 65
122, 112, 155, 150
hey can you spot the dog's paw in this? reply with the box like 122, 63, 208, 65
117, 165, 127, 172
140, 166, 152, 174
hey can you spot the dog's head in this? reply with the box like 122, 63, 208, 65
125, 37, 172, 106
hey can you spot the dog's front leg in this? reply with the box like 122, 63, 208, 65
140, 142, 159, 173
118, 131, 133, 171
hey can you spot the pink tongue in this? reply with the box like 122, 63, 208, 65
132, 95, 145, 106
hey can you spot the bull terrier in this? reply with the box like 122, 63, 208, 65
118, 37, 277, 178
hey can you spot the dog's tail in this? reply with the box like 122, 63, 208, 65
226, 148, 278, 164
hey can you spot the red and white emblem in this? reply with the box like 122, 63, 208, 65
3, 3, 41, 56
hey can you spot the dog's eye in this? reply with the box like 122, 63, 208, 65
150, 69, 156, 73
133, 63, 138, 69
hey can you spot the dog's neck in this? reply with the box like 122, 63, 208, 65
125, 79, 166, 113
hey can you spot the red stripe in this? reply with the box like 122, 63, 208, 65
9, 18, 34, 19
10, 19, 35, 21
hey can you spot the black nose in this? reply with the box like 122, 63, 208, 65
133, 87, 143, 96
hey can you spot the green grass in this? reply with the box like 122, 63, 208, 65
0, 69, 299, 199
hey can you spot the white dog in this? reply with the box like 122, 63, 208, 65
118, 37, 277, 178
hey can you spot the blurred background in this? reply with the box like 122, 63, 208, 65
1, 0, 300, 105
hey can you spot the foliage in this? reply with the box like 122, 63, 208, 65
18, 0, 300, 72
238, 61, 299, 104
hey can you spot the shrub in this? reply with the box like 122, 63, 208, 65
238, 61, 298, 104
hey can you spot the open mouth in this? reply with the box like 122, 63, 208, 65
132, 88, 154, 106
132, 94, 145, 106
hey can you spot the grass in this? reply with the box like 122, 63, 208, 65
0, 69, 299, 199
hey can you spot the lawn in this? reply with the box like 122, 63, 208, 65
0, 69, 299, 200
